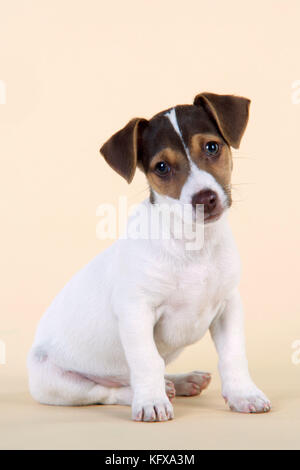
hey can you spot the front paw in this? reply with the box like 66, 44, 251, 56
132, 395, 174, 422
223, 384, 271, 414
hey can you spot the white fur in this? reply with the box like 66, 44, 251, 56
28, 134, 271, 421
164, 107, 228, 215
165, 108, 194, 165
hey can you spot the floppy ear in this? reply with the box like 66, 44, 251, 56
100, 118, 148, 183
193, 92, 250, 149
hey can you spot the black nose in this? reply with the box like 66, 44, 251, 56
191, 190, 218, 213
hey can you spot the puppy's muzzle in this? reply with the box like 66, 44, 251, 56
191, 190, 222, 222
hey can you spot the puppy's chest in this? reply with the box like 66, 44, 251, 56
154, 247, 239, 351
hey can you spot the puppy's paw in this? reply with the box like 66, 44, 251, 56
132, 396, 174, 422
165, 380, 176, 400
172, 371, 211, 397
223, 384, 271, 414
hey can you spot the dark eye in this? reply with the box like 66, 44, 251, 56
154, 161, 170, 176
205, 141, 219, 156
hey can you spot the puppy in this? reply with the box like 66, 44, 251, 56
28, 92, 271, 421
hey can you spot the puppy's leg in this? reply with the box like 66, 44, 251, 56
27, 350, 132, 406
165, 371, 211, 397
117, 303, 173, 422
210, 289, 271, 413
165, 379, 176, 400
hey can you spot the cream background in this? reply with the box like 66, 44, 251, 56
0, 0, 300, 450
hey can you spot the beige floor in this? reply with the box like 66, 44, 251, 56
1, 332, 300, 450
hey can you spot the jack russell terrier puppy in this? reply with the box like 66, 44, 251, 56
28, 92, 271, 421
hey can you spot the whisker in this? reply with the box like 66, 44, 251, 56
232, 156, 255, 160
128, 186, 149, 202
231, 149, 254, 155
231, 150, 256, 159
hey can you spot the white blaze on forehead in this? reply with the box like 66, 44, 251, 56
164, 108, 193, 164
164, 108, 227, 207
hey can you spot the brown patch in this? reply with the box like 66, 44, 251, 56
189, 133, 232, 205
146, 147, 190, 200
193, 92, 250, 149
100, 118, 148, 183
